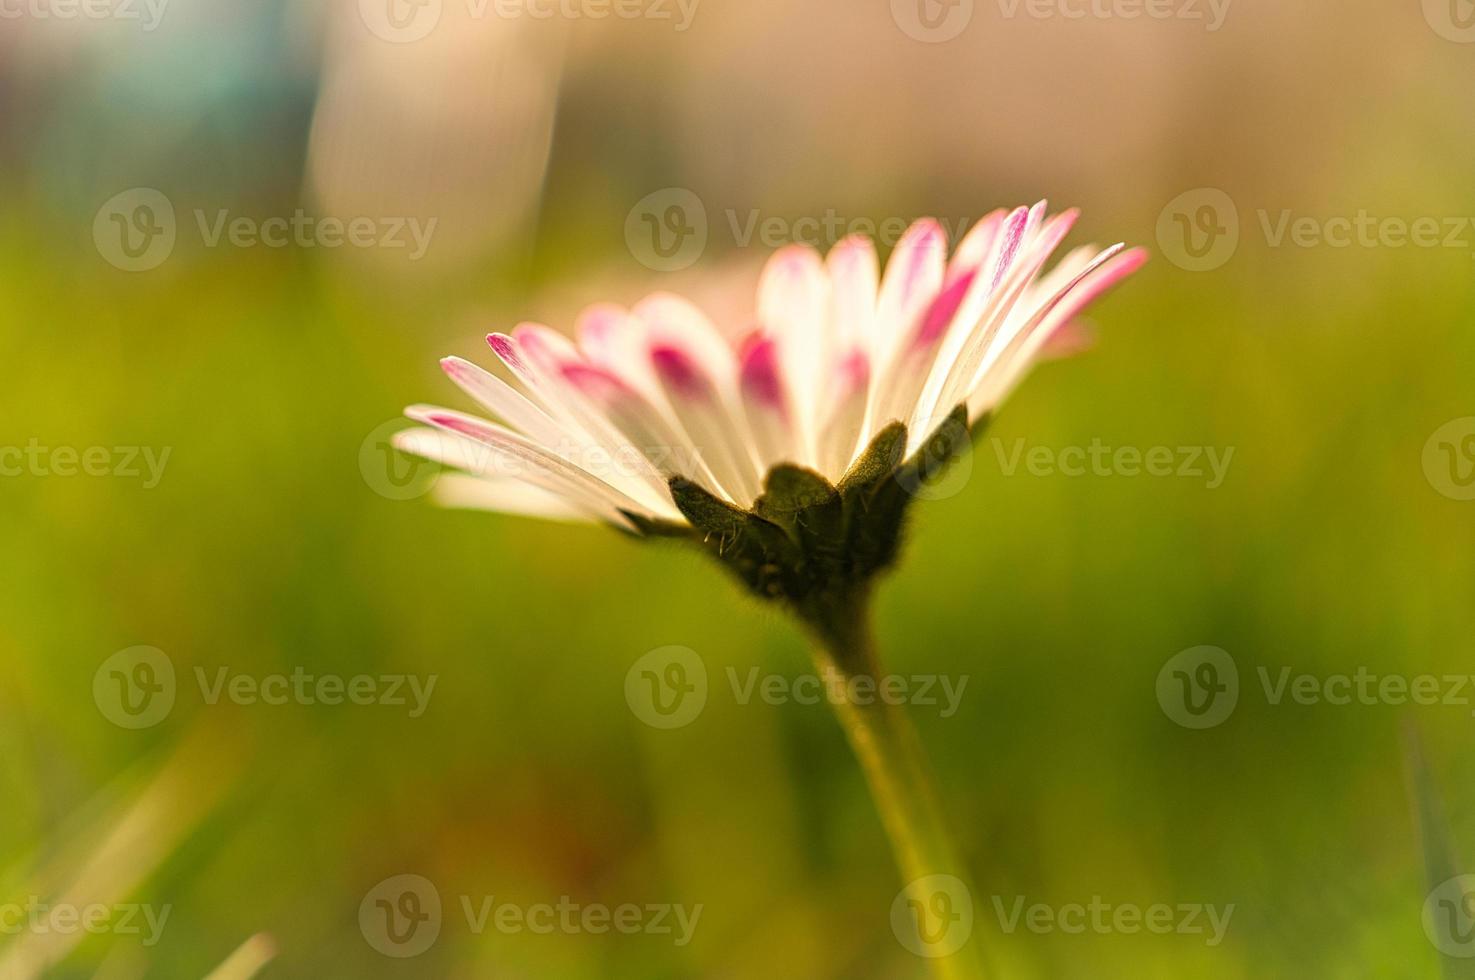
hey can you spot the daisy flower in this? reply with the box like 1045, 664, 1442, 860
397, 204, 1143, 551
395, 203, 1143, 978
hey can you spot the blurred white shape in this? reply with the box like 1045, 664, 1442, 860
202, 933, 277, 980
309, 6, 565, 273
0, 726, 240, 980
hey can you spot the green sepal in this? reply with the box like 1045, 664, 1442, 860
669, 477, 804, 600
890, 403, 974, 501
658, 405, 983, 613
669, 477, 751, 539
839, 404, 973, 575
837, 421, 907, 500
754, 464, 837, 523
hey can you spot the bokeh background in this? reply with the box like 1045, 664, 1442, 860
3, 0, 1475, 976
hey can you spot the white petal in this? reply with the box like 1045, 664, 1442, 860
758, 244, 831, 463
866, 219, 948, 439
649, 342, 763, 504
507, 324, 675, 505
560, 360, 726, 495
577, 303, 664, 403
816, 349, 871, 478
394, 426, 634, 528
946, 209, 1005, 277
873, 218, 947, 371
920, 220, 1098, 434
969, 247, 1149, 415
431, 472, 603, 525
738, 333, 798, 474
633, 292, 737, 386
439, 356, 568, 447
909, 207, 1079, 437
826, 235, 879, 354
392, 424, 610, 515
401, 408, 675, 520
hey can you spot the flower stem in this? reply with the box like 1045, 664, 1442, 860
802, 590, 986, 980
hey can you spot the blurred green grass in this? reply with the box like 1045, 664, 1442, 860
2, 204, 1474, 978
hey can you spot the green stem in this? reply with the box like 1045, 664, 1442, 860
802, 591, 986, 980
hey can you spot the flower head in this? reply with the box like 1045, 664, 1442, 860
397, 205, 1143, 613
